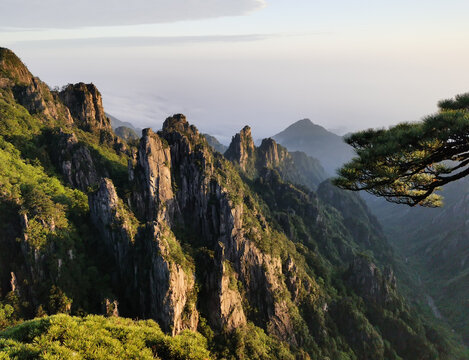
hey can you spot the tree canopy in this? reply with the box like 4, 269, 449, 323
334, 93, 469, 207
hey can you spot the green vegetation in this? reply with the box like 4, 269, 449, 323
0, 135, 88, 250
246, 164, 468, 359
229, 323, 294, 360
369, 176, 469, 346
333, 92, 469, 347
160, 224, 195, 274
0, 314, 211, 360
0, 305, 16, 331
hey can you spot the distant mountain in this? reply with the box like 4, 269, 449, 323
115, 126, 139, 141
106, 112, 142, 135
203, 133, 227, 153
273, 119, 354, 175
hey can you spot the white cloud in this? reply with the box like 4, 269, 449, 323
0, 0, 267, 29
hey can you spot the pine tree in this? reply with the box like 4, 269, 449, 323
334, 93, 469, 206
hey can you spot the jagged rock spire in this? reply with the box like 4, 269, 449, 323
225, 126, 256, 172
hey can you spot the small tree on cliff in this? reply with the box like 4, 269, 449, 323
334, 93, 469, 207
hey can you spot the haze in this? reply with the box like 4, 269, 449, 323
2, 0, 469, 143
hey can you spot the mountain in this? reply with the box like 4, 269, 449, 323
115, 125, 139, 141
225, 126, 328, 190
274, 117, 469, 347
273, 119, 354, 175
0, 47, 467, 359
203, 133, 227, 153
106, 112, 141, 132
366, 177, 469, 346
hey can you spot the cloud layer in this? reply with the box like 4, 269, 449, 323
12, 34, 273, 48
0, 0, 266, 29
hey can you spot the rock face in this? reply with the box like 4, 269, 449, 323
257, 138, 290, 168
158, 116, 310, 340
107, 114, 310, 340
133, 128, 174, 222
59, 83, 111, 132
89, 177, 197, 335
133, 224, 198, 335
131, 115, 202, 334
51, 129, 99, 191
224, 125, 256, 172
208, 257, 246, 331
219, 232, 299, 343
345, 256, 397, 307
89, 178, 134, 266
13, 78, 72, 123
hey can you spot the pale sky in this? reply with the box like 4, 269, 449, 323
2, 0, 469, 143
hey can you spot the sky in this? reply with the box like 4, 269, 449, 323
1, 0, 469, 143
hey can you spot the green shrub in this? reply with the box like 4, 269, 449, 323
0, 315, 212, 360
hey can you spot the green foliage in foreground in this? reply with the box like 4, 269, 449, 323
0, 305, 16, 332
0, 314, 211, 360
335, 93, 469, 207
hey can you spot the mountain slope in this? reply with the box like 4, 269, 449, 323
367, 177, 469, 345
0, 47, 467, 359
273, 119, 353, 175
203, 133, 227, 154
106, 112, 141, 133
224, 126, 468, 359
115, 125, 139, 141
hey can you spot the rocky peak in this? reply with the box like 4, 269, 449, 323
163, 114, 188, 132
59, 82, 111, 132
225, 125, 256, 172
159, 115, 201, 157
0, 48, 32, 85
257, 138, 290, 168
162, 114, 196, 134
0, 48, 73, 123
